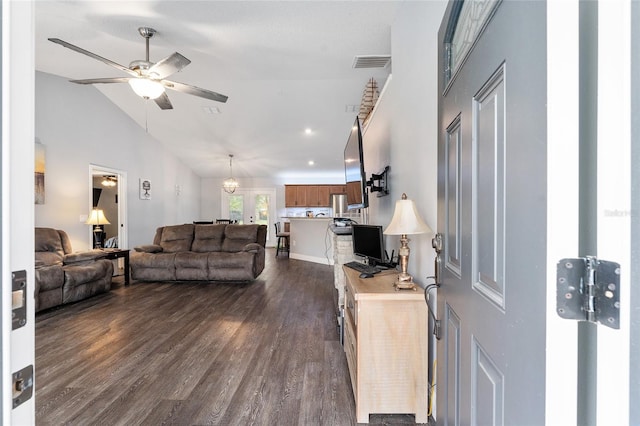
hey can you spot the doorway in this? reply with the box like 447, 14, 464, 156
221, 188, 276, 247
89, 165, 127, 250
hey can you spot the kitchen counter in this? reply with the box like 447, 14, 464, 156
281, 216, 332, 220
286, 217, 333, 265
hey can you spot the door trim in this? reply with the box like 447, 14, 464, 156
89, 164, 128, 249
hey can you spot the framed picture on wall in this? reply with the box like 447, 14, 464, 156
139, 178, 151, 200
35, 143, 45, 204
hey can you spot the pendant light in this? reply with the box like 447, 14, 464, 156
222, 154, 239, 194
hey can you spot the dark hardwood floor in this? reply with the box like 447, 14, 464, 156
36, 250, 425, 425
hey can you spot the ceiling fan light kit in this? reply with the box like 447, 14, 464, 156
128, 78, 165, 99
48, 26, 228, 110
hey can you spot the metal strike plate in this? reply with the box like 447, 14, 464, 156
12, 270, 27, 330
557, 257, 620, 329
13, 365, 33, 409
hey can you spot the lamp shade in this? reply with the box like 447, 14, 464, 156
85, 209, 110, 225
384, 193, 432, 235
128, 78, 165, 99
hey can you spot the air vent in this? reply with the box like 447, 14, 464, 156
352, 55, 391, 69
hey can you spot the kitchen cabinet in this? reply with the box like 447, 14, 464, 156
330, 185, 347, 195
305, 186, 319, 206
285, 185, 308, 207
317, 186, 331, 206
285, 184, 346, 207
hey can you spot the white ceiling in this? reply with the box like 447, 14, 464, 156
35, 1, 399, 180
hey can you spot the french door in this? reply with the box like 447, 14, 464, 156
221, 188, 276, 246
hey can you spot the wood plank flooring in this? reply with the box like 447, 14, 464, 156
35, 250, 425, 425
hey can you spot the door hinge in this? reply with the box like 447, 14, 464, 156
556, 256, 620, 329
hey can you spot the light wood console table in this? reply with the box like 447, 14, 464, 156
343, 266, 429, 423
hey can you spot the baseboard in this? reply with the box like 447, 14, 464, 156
289, 253, 333, 266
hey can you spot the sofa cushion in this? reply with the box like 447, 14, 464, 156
159, 224, 194, 253
64, 250, 106, 265
35, 264, 64, 292
222, 224, 260, 252
208, 252, 255, 281
134, 244, 163, 253
63, 260, 113, 288
175, 252, 209, 280
34, 228, 66, 265
192, 224, 226, 252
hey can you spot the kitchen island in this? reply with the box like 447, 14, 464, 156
285, 217, 333, 265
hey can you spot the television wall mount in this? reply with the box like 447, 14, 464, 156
367, 165, 389, 197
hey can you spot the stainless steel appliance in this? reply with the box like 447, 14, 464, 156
330, 193, 348, 217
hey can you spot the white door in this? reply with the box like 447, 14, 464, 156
436, 2, 549, 424
221, 188, 276, 246
3, 1, 36, 423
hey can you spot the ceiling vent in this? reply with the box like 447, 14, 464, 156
352, 55, 391, 69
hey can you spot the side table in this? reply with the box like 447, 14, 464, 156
101, 249, 130, 285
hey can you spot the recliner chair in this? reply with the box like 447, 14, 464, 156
35, 227, 113, 312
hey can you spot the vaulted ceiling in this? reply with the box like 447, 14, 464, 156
34, 1, 398, 180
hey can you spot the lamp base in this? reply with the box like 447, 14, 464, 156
393, 273, 418, 291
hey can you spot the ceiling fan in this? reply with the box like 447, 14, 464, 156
48, 27, 228, 110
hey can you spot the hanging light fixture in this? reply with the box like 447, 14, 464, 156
222, 154, 239, 194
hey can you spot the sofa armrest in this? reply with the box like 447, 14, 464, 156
242, 243, 263, 253
63, 250, 106, 265
134, 244, 164, 253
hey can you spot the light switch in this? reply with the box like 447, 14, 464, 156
79, 214, 88, 222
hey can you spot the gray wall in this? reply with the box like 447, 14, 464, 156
365, 1, 445, 281
35, 71, 201, 250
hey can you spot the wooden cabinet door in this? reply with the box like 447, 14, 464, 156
317, 185, 331, 206
305, 185, 319, 206
295, 185, 307, 206
285, 185, 298, 207
330, 185, 347, 194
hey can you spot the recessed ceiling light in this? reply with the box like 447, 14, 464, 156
308, 160, 315, 166
304, 128, 312, 135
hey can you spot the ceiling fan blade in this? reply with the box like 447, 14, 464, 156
148, 52, 191, 80
154, 92, 173, 110
69, 77, 132, 85
48, 38, 139, 77
162, 80, 228, 103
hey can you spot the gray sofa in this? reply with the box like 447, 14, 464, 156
35, 227, 114, 312
130, 223, 267, 282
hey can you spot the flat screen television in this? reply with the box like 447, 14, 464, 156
344, 117, 368, 210
351, 224, 385, 266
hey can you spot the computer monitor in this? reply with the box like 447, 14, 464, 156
351, 224, 385, 266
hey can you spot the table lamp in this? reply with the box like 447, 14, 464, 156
384, 193, 433, 290
86, 208, 110, 249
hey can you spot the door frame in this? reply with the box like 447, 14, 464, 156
89, 164, 128, 249
220, 187, 277, 247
